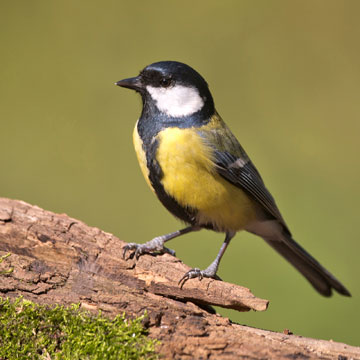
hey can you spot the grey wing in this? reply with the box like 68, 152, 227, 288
214, 150, 351, 297
214, 150, 290, 234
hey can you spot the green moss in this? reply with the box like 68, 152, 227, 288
0, 253, 13, 275
0, 297, 158, 360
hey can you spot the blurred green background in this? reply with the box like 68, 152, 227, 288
1, 0, 359, 346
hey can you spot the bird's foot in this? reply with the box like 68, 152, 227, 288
122, 236, 175, 260
178, 264, 222, 288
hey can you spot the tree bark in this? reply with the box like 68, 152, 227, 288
0, 198, 358, 359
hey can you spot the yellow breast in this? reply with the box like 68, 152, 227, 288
156, 127, 257, 232
133, 121, 154, 192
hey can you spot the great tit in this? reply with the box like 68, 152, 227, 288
116, 61, 350, 297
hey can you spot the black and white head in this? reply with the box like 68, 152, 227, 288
116, 61, 214, 119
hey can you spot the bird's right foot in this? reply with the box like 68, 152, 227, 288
122, 237, 175, 260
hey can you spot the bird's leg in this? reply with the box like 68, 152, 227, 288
179, 231, 235, 288
123, 225, 200, 260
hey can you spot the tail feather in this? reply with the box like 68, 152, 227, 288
264, 234, 351, 297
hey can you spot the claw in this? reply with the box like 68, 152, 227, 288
135, 247, 143, 260
178, 268, 203, 288
178, 266, 223, 288
122, 243, 137, 260
122, 245, 130, 259
123, 243, 140, 260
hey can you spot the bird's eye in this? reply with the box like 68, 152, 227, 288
160, 77, 172, 88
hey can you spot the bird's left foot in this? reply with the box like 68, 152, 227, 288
178, 265, 222, 288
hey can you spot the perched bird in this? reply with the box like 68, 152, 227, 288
116, 61, 350, 297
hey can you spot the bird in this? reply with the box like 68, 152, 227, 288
116, 60, 350, 297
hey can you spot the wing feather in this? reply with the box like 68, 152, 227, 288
214, 150, 287, 227
197, 113, 289, 232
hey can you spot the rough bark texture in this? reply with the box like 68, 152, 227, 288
0, 198, 358, 359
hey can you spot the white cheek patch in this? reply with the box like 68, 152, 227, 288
146, 85, 204, 117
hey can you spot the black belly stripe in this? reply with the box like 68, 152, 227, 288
145, 135, 198, 225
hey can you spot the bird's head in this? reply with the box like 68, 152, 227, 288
116, 61, 214, 118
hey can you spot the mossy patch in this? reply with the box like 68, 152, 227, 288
0, 253, 13, 275
0, 297, 158, 360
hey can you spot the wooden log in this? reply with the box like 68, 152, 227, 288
0, 198, 359, 359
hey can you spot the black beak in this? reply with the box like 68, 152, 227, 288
115, 76, 142, 91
